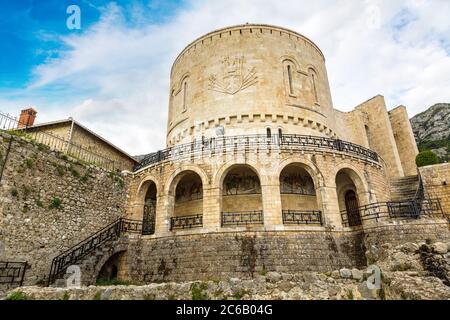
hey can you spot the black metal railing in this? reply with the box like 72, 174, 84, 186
221, 211, 264, 227
134, 134, 379, 171
170, 214, 203, 230
0, 262, 27, 286
142, 220, 155, 236
47, 218, 141, 286
0, 111, 118, 171
282, 210, 323, 225
340, 198, 445, 227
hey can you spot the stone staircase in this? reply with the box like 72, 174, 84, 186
48, 218, 141, 287
390, 175, 420, 201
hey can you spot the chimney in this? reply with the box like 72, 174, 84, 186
17, 108, 37, 128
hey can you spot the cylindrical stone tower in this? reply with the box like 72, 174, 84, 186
167, 24, 336, 146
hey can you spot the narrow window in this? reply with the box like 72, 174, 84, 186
266, 128, 271, 138
309, 69, 319, 103
287, 65, 294, 95
278, 128, 283, 137
183, 81, 188, 112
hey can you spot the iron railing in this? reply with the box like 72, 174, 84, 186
282, 210, 323, 225
170, 214, 203, 230
0, 262, 27, 286
221, 211, 264, 227
47, 218, 141, 286
134, 134, 379, 171
340, 198, 445, 227
142, 220, 155, 236
0, 111, 117, 171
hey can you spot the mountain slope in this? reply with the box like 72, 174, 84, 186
410, 103, 450, 162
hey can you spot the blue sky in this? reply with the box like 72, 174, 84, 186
0, 0, 449, 155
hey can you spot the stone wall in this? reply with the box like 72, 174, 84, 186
121, 231, 368, 283
420, 163, 450, 217
0, 132, 129, 285
118, 221, 448, 284
355, 95, 404, 179
388, 106, 419, 176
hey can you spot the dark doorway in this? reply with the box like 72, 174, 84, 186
142, 182, 157, 235
345, 190, 362, 227
97, 252, 124, 284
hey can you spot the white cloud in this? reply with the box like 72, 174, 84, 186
12, 0, 450, 155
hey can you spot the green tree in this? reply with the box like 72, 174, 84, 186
416, 151, 439, 167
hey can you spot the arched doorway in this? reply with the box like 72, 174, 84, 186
221, 165, 263, 226
142, 181, 157, 235
336, 169, 363, 227
280, 164, 322, 225
344, 190, 361, 227
96, 252, 125, 284
171, 171, 203, 230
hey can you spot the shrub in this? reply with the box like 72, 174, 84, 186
6, 291, 29, 300
24, 158, 34, 169
69, 165, 80, 178
416, 151, 439, 167
49, 197, 62, 210
11, 188, 18, 197
191, 282, 208, 300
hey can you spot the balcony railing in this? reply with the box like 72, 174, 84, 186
170, 214, 203, 230
134, 134, 379, 171
340, 198, 445, 227
0, 261, 27, 286
221, 211, 264, 227
282, 210, 323, 225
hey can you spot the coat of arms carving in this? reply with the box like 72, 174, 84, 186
208, 56, 258, 95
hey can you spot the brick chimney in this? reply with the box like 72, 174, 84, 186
17, 108, 37, 128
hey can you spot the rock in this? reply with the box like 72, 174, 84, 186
331, 270, 340, 279
340, 268, 352, 279
351, 269, 364, 281
266, 272, 282, 283
432, 242, 448, 254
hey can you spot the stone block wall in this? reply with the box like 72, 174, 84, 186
121, 231, 368, 283
0, 132, 129, 285
420, 163, 450, 217
355, 95, 404, 179
388, 106, 419, 176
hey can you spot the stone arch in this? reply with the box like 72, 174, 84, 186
277, 157, 325, 189
280, 55, 301, 70
213, 160, 266, 189
93, 243, 128, 284
165, 165, 208, 231
216, 163, 263, 225
279, 161, 322, 222
165, 164, 209, 196
334, 166, 369, 227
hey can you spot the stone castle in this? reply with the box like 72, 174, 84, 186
1, 24, 449, 294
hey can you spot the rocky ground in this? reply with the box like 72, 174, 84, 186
3, 240, 450, 300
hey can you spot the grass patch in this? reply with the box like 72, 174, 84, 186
93, 292, 102, 300
6, 291, 30, 300
62, 292, 71, 300
69, 165, 80, 178
49, 197, 62, 210
11, 188, 18, 197
24, 158, 34, 169
191, 282, 208, 300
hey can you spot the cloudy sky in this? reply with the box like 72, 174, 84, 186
0, 0, 449, 155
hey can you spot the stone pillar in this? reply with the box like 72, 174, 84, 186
261, 180, 283, 227
156, 193, 172, 236
320, 186, 343, 228
202, 186, 221, 230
